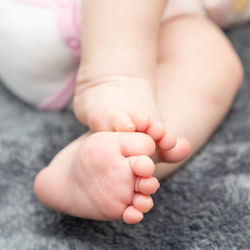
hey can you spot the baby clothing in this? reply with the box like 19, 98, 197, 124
0, 0, 249, 110
0, 0, 81, 110
163, 0, 250, 28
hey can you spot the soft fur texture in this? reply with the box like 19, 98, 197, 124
0, 24, 250, 249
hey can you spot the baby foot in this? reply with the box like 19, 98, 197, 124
73, 76, 178, 152
34, 132, 160, 224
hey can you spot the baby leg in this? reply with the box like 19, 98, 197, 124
72, 0, 190, 155
154, 15, 243, 178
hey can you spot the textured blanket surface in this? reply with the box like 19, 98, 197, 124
0, 24, 250, 250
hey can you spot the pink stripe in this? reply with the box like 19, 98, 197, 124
37, 72, 76, 111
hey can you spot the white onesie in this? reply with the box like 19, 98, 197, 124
0, 0, 249, 110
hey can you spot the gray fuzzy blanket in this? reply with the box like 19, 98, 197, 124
0, 24, 250, 250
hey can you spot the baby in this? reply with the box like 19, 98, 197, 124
0, 0, 247, 224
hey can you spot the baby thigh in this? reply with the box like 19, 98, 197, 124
0, 0, 80, 110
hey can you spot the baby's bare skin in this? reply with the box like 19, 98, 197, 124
34, 131, 189, 224
73, 76, 176, 147
35, 132, 160, 224
73, 0, 183, 152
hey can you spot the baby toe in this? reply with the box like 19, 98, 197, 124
112, 112, 136, 132
157, 132, 177, 151
135, 177, 160, 195
145, 121, 165, 141
132, 193, 154, 213
128, 155, 155, 178
130, 113, 150, 131
120, 132, 156, 157
159, 137, 191, 163
122, 205, 144, 224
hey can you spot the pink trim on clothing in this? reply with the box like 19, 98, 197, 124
18, 0, 81, 110
37, 72, 76, 111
